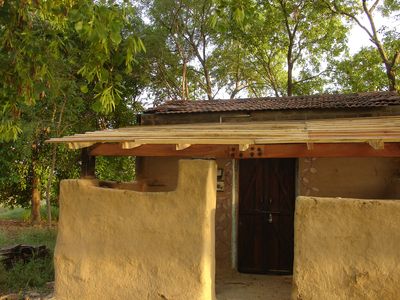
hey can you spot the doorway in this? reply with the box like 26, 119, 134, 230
238, 158, 296, 274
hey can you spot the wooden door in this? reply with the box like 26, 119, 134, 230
238, 158, 295, 274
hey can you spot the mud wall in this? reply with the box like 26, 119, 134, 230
136, 156, 180, 190
298, 157, 400, 199
293, 196, 400, 300
55, 159, 216, 300
138, 157, 235, 272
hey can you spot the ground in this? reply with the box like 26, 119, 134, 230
216, 270, 292, 300
0, 218, 56, 299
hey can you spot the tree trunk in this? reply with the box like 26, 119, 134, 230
360, 0, 397, 91
386, 63, 397, 91
45, 145, 57, 227
287, 61, 294, 96
31, 163, 41, 225
204, 66, 213, 100
182, 58, 189, 99
44, 97, 67, 227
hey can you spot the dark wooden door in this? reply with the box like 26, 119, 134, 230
238, 158, 295, 274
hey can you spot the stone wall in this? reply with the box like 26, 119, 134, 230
293, 196, 400, 300
298, 157, 400, 199
215, 159, 233, 272
54, 159, 216, 300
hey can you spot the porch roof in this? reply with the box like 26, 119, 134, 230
47, 116, 400, 158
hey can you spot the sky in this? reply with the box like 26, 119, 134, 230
348, 11, 399, 54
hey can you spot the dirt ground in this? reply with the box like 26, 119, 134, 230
0, 220, 31, 230
216, 271, 292, 300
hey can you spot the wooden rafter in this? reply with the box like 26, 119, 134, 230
89, 143, 400, 158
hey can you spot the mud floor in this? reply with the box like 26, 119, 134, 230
216, 271, 292, 300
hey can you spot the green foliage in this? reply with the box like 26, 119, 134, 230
0, 228, 57, 294
0, 207, 28, 221
0, 206, 60, 222
10, 229, 57, 250
0, 0, 145, 142
143, 0, 217, 100
0, 0, 146, 210
0, 141, 32, 208
0, 257, 54, 294
239, 0, 348, 95
332, 47, 389, 92
95, 156, 136, 182
323, 0, 400, 91
0, 227, 57, 252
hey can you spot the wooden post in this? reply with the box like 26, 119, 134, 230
135, 156, 144, 180
80, 148, 96, 178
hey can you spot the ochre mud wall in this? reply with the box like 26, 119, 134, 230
298, 157, 400, 199
293, 196, 400, 300
54, 159, 216, 300
138, 157, 235, 272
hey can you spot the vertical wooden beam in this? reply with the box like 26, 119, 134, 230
135, 156, 145, 180
80, 148, 96, 178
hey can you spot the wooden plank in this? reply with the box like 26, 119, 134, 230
90, 143, 231, 158
176, 143, 191, 150
368, 140, 385, 150
89, 142, 400, 158
47, 116, 400, 147
122, 142, 142, 149
239, 144, 250, 151
250, 143, 400, 158
68, 142, 95, 149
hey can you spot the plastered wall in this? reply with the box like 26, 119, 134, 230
138, 157, 235, 273
55, 159, 216, 300
293, 196, 400, 300
298, 157, 400, 199
136, 157, 180, 190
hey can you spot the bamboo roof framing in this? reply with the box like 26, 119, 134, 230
47, 116, 400, 158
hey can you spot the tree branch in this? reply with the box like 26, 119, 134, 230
392, 51, 400, 68
293, 69, 328, 85
369, 0, 380, 14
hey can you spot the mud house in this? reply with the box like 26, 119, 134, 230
49, 91, 400, 299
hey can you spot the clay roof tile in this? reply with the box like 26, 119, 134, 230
144, 91, 400, 114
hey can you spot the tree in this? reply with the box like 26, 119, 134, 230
222, 0, 348, 96
0, 0, 145, 224
144, 0, 219, 100
0, 0, 145, 142
322, 0, 400, 90
332, 46, 389, 92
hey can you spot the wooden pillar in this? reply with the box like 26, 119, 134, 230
135, 156, 145, 180
80, 148, 96, 178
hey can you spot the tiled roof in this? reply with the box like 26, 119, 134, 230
145, 91, 400, 114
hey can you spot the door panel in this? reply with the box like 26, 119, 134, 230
238, 158, 295, 274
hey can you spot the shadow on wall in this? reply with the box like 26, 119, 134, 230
298, 157, 400, 199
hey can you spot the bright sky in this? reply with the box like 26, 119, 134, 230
348, 12, 399, 54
